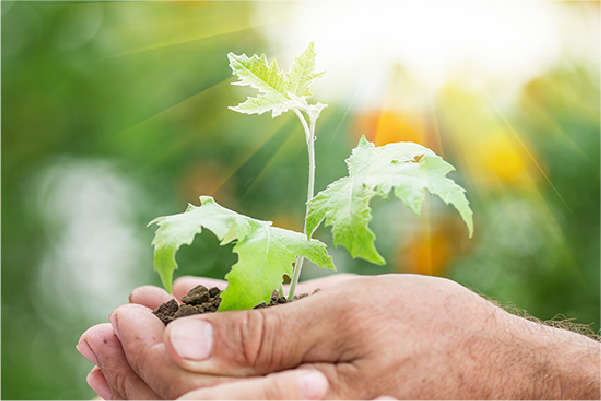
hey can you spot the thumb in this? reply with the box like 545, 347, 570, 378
178, 369, 329, 400
163, 290, 353, 375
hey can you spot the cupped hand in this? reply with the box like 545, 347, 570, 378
160, 274, 507, 399
82, 274, 511, 399
152, 274, 601, 399
79, 273, 600, 399
77, 274, 353, 399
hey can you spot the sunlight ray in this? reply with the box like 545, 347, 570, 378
487, 96, 583, 229
431, 98, 481, 209
440, 97, 587, 289
116, 77, 232, 138
529, 185, 590, 292
487, 97, 588, 289
212, 116, 293, 198
420, 199, 434, 276
99, 26, 259, 60
430, 102, 445, 158
96, 1, 288, 61
483, 100, 590, 287
327, 86, 359, 147
524, 99, 597, 167
240, 126, 304, 202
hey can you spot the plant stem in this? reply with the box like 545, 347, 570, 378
288, 109, 317, 300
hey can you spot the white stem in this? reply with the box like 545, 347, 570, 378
288, 109, 317, 300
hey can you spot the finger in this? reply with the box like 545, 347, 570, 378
178, 369, 329, 400
129, 285, 174, 309
80, 323, 160, 399
110, 303, 232, 399
164, 281, 362, 376
293, 273, 356, 294
173, 276, 227, 302
86, 367, 113, 400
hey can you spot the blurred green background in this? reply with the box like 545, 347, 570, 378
2, 1, 599, 399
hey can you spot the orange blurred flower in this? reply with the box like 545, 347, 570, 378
178, 160, 234, 206
400, 227, 452, 277
353, 110, 435, 149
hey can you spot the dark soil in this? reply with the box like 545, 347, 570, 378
153, 285, 310, 325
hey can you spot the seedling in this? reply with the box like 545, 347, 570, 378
149, 43, 473, 311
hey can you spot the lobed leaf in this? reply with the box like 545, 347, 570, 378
221, 226, 334, 311
284, 42, 326, 99
306, 137, 473, 265
150, 197, 335, 309
228, 42, 325, 117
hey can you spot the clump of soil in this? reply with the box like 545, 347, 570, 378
153, 285, 222, 325
153, 285, 310, 325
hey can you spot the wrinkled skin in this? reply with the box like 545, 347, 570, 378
78, 274, 601, 400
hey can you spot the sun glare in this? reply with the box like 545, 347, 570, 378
257, 1, 592, 108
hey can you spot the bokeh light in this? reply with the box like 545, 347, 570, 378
2, 1, 599, 399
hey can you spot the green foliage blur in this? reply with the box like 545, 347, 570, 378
2, 1, 599, 399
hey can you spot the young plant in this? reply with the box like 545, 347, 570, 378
149, 43, 473, 311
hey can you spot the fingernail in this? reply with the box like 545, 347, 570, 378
169, 319, 212, 361
128, 287, 143, 303
300, 371, 328, 400
108, 312, 121, 342
87, 368, 111, 400
76, 339, 98, 365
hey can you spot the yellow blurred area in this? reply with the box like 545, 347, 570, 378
399, 227, 453, 277
435, 84, 542, 192
353, 110, 431, 147
375, 111, 427, 147
271, 214, 303, 232
353, 102, 537, 192
472, 130, 537, 189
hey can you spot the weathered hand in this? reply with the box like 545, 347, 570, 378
162, 274, 600, 399
77, 274, 352, 399
78, 274, 600, 399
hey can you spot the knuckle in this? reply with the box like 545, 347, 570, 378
238, 311, 265, 366
232, 309, 280, 373
110, 370, 129, 399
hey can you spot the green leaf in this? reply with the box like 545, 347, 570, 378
228, 42, 325, 117
221, 226, 335, 311
306, 137, 473, 265
149, 197, 335, 309
285, 42, 326, 99
149, 196, 260, 293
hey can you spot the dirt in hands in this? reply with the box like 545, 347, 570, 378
153, 285, 310, 325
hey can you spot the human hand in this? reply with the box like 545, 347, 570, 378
148, 274, 601, 399
77, 274, 354, 399
79, 274, 600, 399
159, 273, 507, 399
